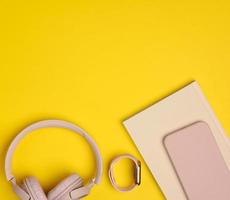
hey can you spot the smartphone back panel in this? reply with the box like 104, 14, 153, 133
164, 121, 230, 200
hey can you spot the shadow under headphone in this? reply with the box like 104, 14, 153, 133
5, 120, 103, 200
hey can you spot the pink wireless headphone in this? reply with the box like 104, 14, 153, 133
5, 120, 103, 200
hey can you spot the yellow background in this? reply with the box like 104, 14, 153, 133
1, 0, 230, 199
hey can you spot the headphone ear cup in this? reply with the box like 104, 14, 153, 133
47, 174, 83, 200
22, 177, 47, 200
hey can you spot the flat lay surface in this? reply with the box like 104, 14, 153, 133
1, 0, 230, 199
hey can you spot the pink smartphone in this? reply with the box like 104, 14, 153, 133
164, 121, 230, 200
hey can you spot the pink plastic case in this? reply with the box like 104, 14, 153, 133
164, 121, 230, 200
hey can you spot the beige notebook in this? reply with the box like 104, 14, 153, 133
123, 81, 230, 200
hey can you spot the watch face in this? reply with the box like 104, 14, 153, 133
135, 161, 141, 185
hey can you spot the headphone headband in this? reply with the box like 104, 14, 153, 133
5, 120, 103, 185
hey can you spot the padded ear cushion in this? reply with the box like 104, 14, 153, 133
22, 177, 47, 200
47, 174, 83, 200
